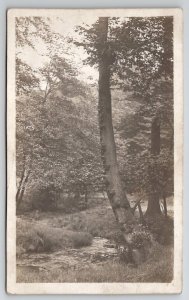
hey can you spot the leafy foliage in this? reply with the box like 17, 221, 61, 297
16, 58, 39, 95
16, 51, 103, 211
16, 16, 64, 52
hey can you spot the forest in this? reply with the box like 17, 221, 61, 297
16, 15, 174, 283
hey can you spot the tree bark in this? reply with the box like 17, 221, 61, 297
146, 193, 161, 215
16, 168, 31, 210
146, 116, 161, 216
98, 17, 135, 239
151, 116, 160, 155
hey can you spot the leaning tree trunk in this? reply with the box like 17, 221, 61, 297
146, 116, 161, 216
16, 168, 31, 211
98, 17, 135, 241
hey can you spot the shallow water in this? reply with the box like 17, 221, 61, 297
17, 237, 118, 272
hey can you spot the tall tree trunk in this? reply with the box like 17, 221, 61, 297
16, 168, 31, 211
146, 116, 161, 216
151, 116, 160, 155
146, 193, 161, 215
98, 17, 135, 240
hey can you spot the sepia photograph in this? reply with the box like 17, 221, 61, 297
7, 8, 183, 294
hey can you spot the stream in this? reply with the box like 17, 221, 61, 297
17, 237, 118, 273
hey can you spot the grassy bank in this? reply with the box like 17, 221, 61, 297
17, 218, 93, 255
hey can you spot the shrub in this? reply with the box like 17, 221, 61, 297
129, 225, 152, 249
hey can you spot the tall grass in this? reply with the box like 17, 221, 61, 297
17, 219, 93, 255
